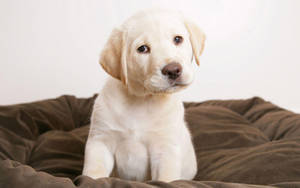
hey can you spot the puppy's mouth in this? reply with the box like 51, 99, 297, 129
171, 81, 190, 87
144, 74, 193, 95
168, 77, 191, 87
159, 80, 191, 93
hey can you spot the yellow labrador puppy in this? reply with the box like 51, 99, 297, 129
83, 9, 205, 182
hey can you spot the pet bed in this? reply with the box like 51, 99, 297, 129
1, 95, 300, 188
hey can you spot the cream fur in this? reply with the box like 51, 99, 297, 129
82, 9, 205, 182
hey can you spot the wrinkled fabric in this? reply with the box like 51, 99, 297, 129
0, 95, 300, 188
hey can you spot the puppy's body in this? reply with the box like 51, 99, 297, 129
83, 9, 205, 182
85, 78, 196, 181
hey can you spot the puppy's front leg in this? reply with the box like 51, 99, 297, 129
82, 139, 114, 179
150, 144, 181, 182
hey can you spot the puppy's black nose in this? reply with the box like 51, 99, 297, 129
161, 62, 182, 80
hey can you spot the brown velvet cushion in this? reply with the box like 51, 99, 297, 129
0, 95, 300, 188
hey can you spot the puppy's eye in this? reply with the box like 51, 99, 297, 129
174, 36, 183, 45
137, 45, 150, 53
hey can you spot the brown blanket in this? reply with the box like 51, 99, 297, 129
0, 95, 300, 188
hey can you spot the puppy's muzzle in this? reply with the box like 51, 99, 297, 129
161, 62, 182, 80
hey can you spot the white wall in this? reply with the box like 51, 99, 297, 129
0, 0, 299, 112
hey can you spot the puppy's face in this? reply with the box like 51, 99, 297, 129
100, 10, 205, 96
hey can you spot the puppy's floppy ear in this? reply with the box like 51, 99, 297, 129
100, 28, 128, 85
184, 20, 206, 66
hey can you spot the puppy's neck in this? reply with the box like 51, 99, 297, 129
102, 78, 183, 120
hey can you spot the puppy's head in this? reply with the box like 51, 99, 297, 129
100, 10, 205, 96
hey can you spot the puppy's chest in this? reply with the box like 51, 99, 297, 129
111, 111, 159, 141
111, 103, 169, 130
101, 103, 178, 144
93, 95, 184, 143
108, 107, 159, 180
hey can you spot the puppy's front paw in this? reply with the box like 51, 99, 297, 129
82, 168, 109, 179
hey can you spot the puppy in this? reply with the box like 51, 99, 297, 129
83, 9, 205, 182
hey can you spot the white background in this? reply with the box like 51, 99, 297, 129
0, 0, 299, 112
